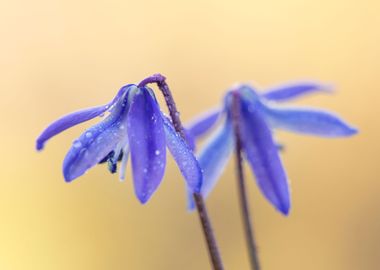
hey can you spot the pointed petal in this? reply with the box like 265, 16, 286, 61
188, 119, 234, 210
240, 100, 290, 215
36, 85, 132, 151
127, 88, 167, 204
263, 105, 358, 137
262, 82, 332, 101
36, 106, 109, 151
186, 108, 221, 138
163, 116, 202, 193
62, 87, 132, 182
63, 121, 128, 182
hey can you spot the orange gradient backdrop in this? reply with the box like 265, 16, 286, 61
0, 0, 378, 269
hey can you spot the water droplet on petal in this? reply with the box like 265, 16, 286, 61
85, 132, 92, 138
73, 140, 82, 148
155, 150, 160, 155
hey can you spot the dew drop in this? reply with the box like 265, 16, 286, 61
73, 140, 82, 148
85, 132, 92, 138
155, 150, 160, 155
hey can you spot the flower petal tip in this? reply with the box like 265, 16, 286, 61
346, 126, 359, 136
36, 141, 44, 151
63, 166, 80, 183
136, 194, 150, 205
63, 174, 75, 183
278, 204, 290, 216
187, 198, 196, 212
336, 124, 358, 137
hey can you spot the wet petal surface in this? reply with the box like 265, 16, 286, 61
62, 87, 132, 181
127, 88, 167, 204
163, 116, 202, 193
36, 85, 132, 151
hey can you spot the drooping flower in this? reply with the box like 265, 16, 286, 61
186, 82, 357, 214
36, 84, 202, 203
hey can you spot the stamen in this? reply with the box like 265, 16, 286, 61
99, 151, 114, 164
119, 143, 130, 181
107, 144, 123, 174
107, 158, 117, 174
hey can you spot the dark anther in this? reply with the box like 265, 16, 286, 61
100, 150, 124, 173
108, 158, 117, 174
117, 151, 124, 161
99, 151, 115, 164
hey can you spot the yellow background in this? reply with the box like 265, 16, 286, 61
0, 0, 378, 269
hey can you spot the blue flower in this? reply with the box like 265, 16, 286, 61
36, 84, 202, 203
186, 82, 358, 214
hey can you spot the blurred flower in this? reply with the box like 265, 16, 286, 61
36, 84, 202, 203
187, 82, 358, 214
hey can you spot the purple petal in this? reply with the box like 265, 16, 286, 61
187, 118, 234, 210
36, 85, 132, 151
163, 116, 202, 193
127, 88, 167, 204
262, 82, 332, 101
62, 94, 131, 182
186, 108, 221, 139
36, 106, 109, 151
184, 129, 196, 151
240, 99, 290, 215
263, 105, 358, 137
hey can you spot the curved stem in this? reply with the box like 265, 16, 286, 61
232, 91, 261, 270
139, 74, 225, 270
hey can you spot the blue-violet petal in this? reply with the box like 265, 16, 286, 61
262, 82, 331, 101
263, 105, 358, 137
188, 118, 234, 209
62, 92, 130, 182
36, 85, 131, 151
127, 88, 167, 204
186, 108, 221, 139
163, 116, 202, 193
240, 99, 290, 215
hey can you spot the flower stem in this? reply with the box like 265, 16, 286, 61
232, 91, 261, 270
139, 74, 225, 270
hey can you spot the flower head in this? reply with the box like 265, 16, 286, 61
187, 82, 358, 214
36, 84, 202, 203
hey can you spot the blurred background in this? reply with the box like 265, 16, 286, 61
0, 0, 378, 269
